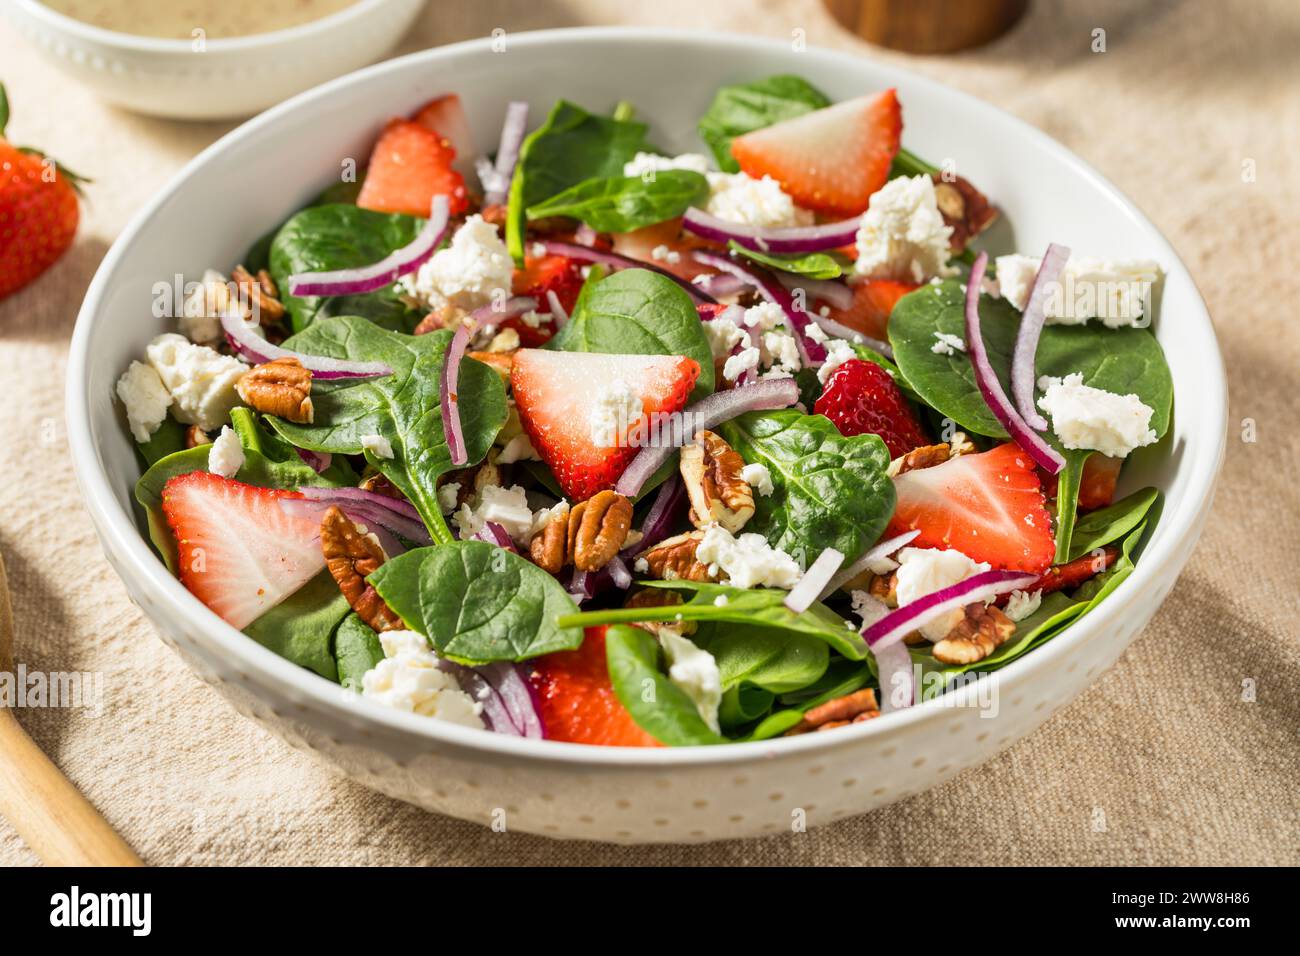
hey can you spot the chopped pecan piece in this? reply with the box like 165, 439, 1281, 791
235, 357, 313, 423
567, 490, 632, 572
889, 442, 952, 478
320, 506, 402, 632
231, 264, 286, 326
185, 424, 212, 448
932, 173, 998, 253
931, 603, 1015, 665
784, 688, 881, 735
640, 531, 715, 582
527, 502, 570, 574
359, 473, 406, 501
680, 430, 755, 533
479, 203, 509, 229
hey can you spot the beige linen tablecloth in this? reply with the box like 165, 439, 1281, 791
1, 0, 1296, 866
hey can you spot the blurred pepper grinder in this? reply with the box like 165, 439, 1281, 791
825, 0, 1027, 53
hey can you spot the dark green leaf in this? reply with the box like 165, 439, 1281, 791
697, 75, 830, 173
1069, 486, 1159, 562
605, 625, 725, 745
135, 417, 186, 466
527, 170, 710, 233
695, 622, 829, 695
730, 242, 844, 279
334, 613, 385, 691
243, 570, 347, 681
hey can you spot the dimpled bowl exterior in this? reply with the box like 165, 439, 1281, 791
67, 29, 1225, 844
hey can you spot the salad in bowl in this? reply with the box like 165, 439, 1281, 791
113, 75, 1171, 748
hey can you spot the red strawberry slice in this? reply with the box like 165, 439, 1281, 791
731, 89, 902, 218
161, 472, 325, 630
527, 626, 662, 747
410, 94, 474, 164
814, 358, 930, 458
357, 118, 468, 218
887, 442, 1056, 573
823, 278, 920, 342
1041, 453, 1123, 512
512, 253, 585, 315
510, 349, 700, 501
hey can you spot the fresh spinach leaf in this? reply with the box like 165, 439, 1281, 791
507, 100, 653, 261
269, 204, 425, 333
605, 624, 725, 745
730, 242, 845, 279
719, 410, 895, 565
695, 622, 829, 695
369, 542, 583, 664
698, 75, 830, 173
720, 685, 776, 728
744, 659, 873, 741
242, 570, 347, 681
527, 170, 710, 233
1071, 514, 1152, 614
334, 613, 385, 691
889, 146, 939, 180
268, 318, 507, 544
136, 417, 186, 466
546, 267, 715, 400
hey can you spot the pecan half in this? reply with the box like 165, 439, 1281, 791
567, 490, 632, 572
889, 442, 953, 478
931, 603, 1015, 665
784, 688, 880, 735
527, 503, 570, 574
680, 430, 755, 533
932, 173, 998, 253
185, 424, 212, 448
640, 531, 715, 582
359, 473, 406, 501
235, 357, 313, 423
231, 264, 285, 326
320, 506, 402, 632
624, 588, 696, 636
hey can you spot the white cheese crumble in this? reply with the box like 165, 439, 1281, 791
1036, 373, 1157, 458
496, 432, 541, 464
658, 629, 723, 733
995, 254, 1160, 328
361, 630, 485, 728
589, 379, 644, 449
1004, 589, 1043, 623
761, 330, 802, 374
454, 484, 537, 545
894, 547, 991, 642
931, 331, 966, 355
622, 152, 712, 178
180, 269, 247, 346
741, 462, 774, 497
651, 244, 682, 264
817, 338, 858, 384
723, 347, 761, 383
705, 172, 814, 229
696, 524, 802, 590
851, 589, 891, 629
398, 214, 513, 313
854, 175, 956, 283
207, 425, 244, 478
145, 333, 248, 432
741, 300, 788, 334
702, 314, 750, 360
360, 434, 394, 460
436, 482, 461, 514
115, 360, 171, 442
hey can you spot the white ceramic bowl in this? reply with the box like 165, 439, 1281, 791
3, 0, 425, 119
66, 28, 1225, 844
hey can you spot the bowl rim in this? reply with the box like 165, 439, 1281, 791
66, 26, 1226, 768
13, 0, 404, 52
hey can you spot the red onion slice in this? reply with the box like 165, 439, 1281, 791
545, 289, 569, 327
783, 547, 845, 614
964, 252, 1066, 474
613, 378, 799, 498
776, 272, 855, 312
277, 498, 425, 550
861, 569, 1039, 650
296, 448, 332, 474
289, 491, 432, 545
682, 206, 860, 253
441, 323, 469, 467
621, 474, 685, 560
1011, 243, 1071, 431
221, 311, 393, 379
287, 195, 450, 297
438, 660, 543, 738
467, 295, 537, 329
541, 240, 717, 305
691, 250, 828, 366
873, 641, 914, 712
298, 485, 421, 521
607, 555, 633, 590
482, 101, 528, 206
574, 222, 599, 247
693, 272, 748, 299
818, 530, 920, 600
472, 520, 517, 551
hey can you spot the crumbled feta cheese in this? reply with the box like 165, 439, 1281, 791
361, 630, 485, 728
741, 462, 774, 496
1036, 373, 1157, 458
436, 482, 461, 514
360, 434, 394, 460
705, 172, 814, 229
702, 314, 750, 360
454, 484, 537, 544
651, 243, 682, 264
634, 557, 650, 574
723, 347, 761, 383
995, 254, 1160, 328
517, 309, 552, 329
931, 331, 966, 355
529, 499, 569, 540
804, 322, 829, 344
894, 547, 992, 642
115, 360, 171, 442
851, 589, 890, 628
622, 152, 711, 178
530, 242, 547, 259
854, 175, 955, 282
762, 330, 802, 374
398, 215, 513, 312
696, 524, 803, 590
589, 379, 644, 449
1004, 589, 1043, 623
817, 337, 858, 384
207, 425, 244, 478
487, 327, 520, 353
145, 333, 247, 432
496, 432, 541, 464
741, 300, 788, 333
658, 629, 722, 733
180, 269, 247, 345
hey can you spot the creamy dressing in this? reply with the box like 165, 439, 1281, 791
41, 0, 360, 40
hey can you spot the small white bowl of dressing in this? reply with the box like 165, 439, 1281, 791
4, 0, 426, 119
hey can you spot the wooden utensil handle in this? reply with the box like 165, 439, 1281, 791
0, 709, 143, 866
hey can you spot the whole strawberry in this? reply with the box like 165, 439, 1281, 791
814, 358, 930, 457
0, 83, 83, 299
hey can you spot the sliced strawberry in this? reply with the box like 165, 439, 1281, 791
511, 349, 700, 501
731, 89, 902, 218
887, 442, 1056, 573
356, 118, 469, 218
610, 218, 715, 282
161, 473, 325, 629
1033, 546, 1120, 595
1078, 455, 1122, 511
814, 358, 930, 457
512, 253, 585, 315
823, 278, 920, 342
527, 627, 662, 747
410, 94, 474, 162
695, 303, 730, 321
